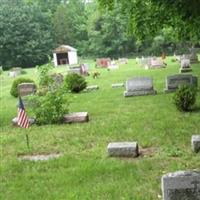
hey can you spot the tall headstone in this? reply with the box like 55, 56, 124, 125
124, 77, 157, 97
164, 74, 198, 92
161, 170, 200, 200
189, 47, 199, 64
180, 59, 192, 73
18, 83, 37, 97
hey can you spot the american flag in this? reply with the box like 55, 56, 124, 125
17, 97, 29, 128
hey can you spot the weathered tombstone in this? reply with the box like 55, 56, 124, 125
146, 57, 165, 69
164, 74, 198, 92
161, 170, 200, 200
180, 59, 192, 73
96, 58, 111, 68
112, 83, 124, 88
124, 77, 157, 97
107, 142, 139, 157
189, 47, 199, 64
86, 85, 99, 91
63, 112, 89, 123
12, 117, 35, 126
140, 57, 151, 68
18, 152, 62, 161
9, 67, 22, 77
80, 64, 89, 75
192, 135, 200, 153
190, 53, 199, 64
18, 83, 37, 97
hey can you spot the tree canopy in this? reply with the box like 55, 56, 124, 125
98, 0, 200, 42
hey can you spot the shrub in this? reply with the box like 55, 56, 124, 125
64, 73, 87, 93
37, 62, 53, 88
29, 89, 69, 125
173, 84, 197, 111
10, 77, 35, 97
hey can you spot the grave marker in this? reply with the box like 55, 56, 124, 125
164, 74, 198, 92
107, 142, 139, 157
161, 170, 200, 200
124, 77, 157, 97
18, 83, 37, 97
192, 135, 200, 153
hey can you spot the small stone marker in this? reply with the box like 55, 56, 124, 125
86, 85, 99, 91
107, 142, 139, 157
18, 83, 37, 97
180, 59, 192, 73
164, 74, 198, 92
192, 135, 200, 153
63, 112, 89, 123
161, 170, 200, 200
124, 77, 157, 97
12, 117, 35, 126
18, 152, 62, 161
112, 83, 124, 88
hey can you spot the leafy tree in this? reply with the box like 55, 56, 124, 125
52, 0, 88, 55
86, 2, 136, 57
0, 1, 53, 69
98, 0, 200, 42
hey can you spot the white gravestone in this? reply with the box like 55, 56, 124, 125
180, 59, 192, 73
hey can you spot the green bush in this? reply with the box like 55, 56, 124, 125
29, 89, 69, 125
173, 85, 197, 111
10, 77, 35, 97
64, 73, 87, 93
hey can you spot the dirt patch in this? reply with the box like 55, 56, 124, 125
139, 147, 157, 157
17, 152, 63, 161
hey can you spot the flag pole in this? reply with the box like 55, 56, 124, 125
25, 133, 30, 149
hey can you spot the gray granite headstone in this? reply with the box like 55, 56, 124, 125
164, 74, 198, 92
18, 83, 37, 97
161, 170, 200, 200
192, 135, 200, 153
124, 77, 157, 97
107, 142, 139, 157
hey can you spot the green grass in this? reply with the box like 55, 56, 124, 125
0, 58, 200, 200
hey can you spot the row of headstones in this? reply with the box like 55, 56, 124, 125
175, 53, 199, 64
107, 137, 200, 200
136, 57, 166, 69
124, 74, 198, 97
96, 58, 128, 68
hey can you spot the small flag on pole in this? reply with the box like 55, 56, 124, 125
17, 97, 29, 129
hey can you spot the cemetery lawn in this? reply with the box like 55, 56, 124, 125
0, 58, 200, 200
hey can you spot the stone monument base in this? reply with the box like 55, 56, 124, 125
124, 90, 157, 97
